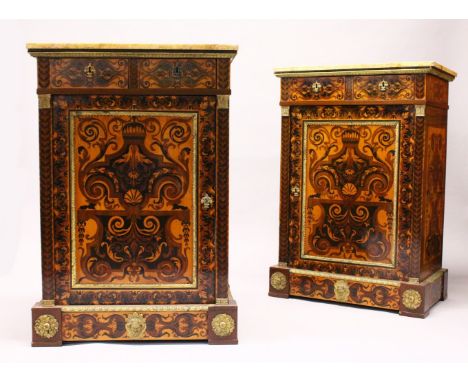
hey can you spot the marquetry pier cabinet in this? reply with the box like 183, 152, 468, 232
28, 44, 238, 345
269, 62, 456, 318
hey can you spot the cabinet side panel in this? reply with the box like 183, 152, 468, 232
216, 108, 229, 299
426, 75, 449, 108
409, 115, 425, 278
420, 106, 448, 280
39, 107, 54, 300
279, 114, 291, 264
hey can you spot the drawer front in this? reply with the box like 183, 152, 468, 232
138, 59, 216, 89
281, 74, 426, 103
352, 74, 423, 100
281, 77, 345, 102
50, 58, 129, 88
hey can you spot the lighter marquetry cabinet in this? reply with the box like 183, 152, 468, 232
28, 44, 238, 345
269, 62, 456, 318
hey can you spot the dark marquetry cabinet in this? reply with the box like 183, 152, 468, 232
269, 62, 456, 317
28, 44, 238, 345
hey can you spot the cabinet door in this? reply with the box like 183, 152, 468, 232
288, 105, 418, 280
52, 95, 217, 304
302, 120, 398, 268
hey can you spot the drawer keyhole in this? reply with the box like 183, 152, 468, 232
172, 63, 182, 77
379, 80, 389, 92
311, 81, 322, 93
84, 63, 96, 78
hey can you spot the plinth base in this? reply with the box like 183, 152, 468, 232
268, 264, 447, 318
32, 291, 238, 346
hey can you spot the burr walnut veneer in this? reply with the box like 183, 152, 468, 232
269, 62, 456, 317
28, 43, 238, 345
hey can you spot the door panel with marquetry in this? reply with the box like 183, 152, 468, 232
53, 95, 216, 305
287, 105, 410, 281
300, 119, 399, 269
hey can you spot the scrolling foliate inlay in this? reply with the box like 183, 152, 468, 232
52, 95, 217, 305
301, 120, 399, 267
71, 111, 198, 288
62, 311, 207, 340
289, 105, 415, 281
289, 273, 400, 310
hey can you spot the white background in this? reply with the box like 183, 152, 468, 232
1, 19, 468, 366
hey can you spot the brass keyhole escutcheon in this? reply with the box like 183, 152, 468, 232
379, 80, 389, 92
84, 63, 96, 78
334, 280, 350, 302
291, 185, 300, 197
311, 81, 322, 93
201, 193, 214, 210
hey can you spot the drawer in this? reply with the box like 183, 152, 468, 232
138, 58, 216, 89
49, 58, 128, 88
281, 76, 345, 102
281, 74, 426, 103
352, 74, 424, 100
